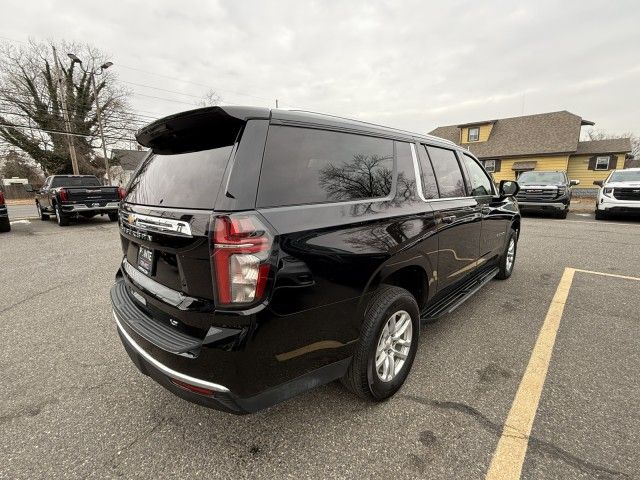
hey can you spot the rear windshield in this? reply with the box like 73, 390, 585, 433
517, 172, 565, 185
608, 170, 640, 182
125, 146, 233, 209
52, 176, 101, 188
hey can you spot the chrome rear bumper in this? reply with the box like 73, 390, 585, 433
61, 202, 119, 212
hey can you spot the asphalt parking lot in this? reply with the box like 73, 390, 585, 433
1, 213, 639, 479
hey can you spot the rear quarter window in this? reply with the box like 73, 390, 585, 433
257, 126, 394, 207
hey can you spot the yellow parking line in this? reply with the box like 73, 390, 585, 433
486, 266, 640, 479
485, 267, 576, 480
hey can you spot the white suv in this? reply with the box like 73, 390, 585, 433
594, 168, 640, 220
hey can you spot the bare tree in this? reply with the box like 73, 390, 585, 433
0, 39, 136, 175
1, 149, 44, 183
196, 89, 222, 107
584, 128, 639, 159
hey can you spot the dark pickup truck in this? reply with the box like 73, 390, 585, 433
514, 170, 579, 219
35, 175, 124, 226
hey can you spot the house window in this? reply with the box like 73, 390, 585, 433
484, 160, 496, 173
468, 127, 480, 142
595, 156, 610, 170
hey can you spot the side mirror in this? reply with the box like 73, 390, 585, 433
499, 180, 519, 198
24, 184, 34, 192
593, 180, 603, 187
569, 179, 580, 186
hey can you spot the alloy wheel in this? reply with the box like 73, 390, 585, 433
375, 310, 413, 382
506, 238, 515, 272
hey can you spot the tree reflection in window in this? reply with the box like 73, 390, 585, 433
319, 153, 393, 201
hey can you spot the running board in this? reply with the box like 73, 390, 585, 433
421, 267, 499, 322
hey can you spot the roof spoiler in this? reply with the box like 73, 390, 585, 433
136, 106, 269, 154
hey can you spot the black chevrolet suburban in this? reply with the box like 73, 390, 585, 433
111, 106, 521, 414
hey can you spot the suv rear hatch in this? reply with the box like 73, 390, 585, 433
118, 107, 273, 337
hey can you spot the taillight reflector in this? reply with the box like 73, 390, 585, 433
212, 215, 272, 305
118, 187, 126, 199
0, 191, 5, 205
170, 379, 216, 396
59, 188, 69, 201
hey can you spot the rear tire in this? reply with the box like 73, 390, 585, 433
496, 229, 517, 280
0, 217, 10, 232
55, 204, 69, 227
341, 285, 420, 401
108, 212, 119, 222
37, 203, 50, 221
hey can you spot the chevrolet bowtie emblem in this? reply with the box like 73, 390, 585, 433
127, 214, 136, 224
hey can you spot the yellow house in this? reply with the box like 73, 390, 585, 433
429, 111, 632, 192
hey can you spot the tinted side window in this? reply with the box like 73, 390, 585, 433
417, 145, 439, 199
461, 154, 493, 196
425, 146, 466, 198
258, 126, 393, 207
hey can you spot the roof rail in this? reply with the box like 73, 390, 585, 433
284, 108, 458, 147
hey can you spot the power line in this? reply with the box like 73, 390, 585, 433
117, 64, 272, 102
0, 122, 135, 142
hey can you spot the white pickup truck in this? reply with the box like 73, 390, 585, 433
594, 168, 640, 220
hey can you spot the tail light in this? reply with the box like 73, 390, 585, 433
0, 191, 5, 205
211, 214, 273, 306
59, 188, 69, 201
118, 187, 127, 199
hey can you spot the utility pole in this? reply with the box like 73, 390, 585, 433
90, 73, 111, 185
67, 53, 113, 185
275, 99, 279, 108
52, 46, 79, 175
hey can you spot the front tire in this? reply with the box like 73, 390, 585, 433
496, 229, 517, 280
0, 217, 10, 232
55, 204, 69, 227
342, 285, 420, 401
595, 209, 607, 220
557, 209, 568, 219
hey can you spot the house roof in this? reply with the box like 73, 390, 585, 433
111, 149, 148, 170
574, 138, 632, 155
429, 111, 593, 159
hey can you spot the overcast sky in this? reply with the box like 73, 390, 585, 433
2, 0, 639, 138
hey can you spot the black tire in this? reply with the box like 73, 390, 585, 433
108, 212, 119, 222
496, 229, 518, 280
557, 209, 568, 219
341, 285, 420, 401
55, 204, 69, 227
595, 209, 607, 220
36, 203, 49, 221
0, 217, 10, 232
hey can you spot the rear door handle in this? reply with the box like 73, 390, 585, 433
441, 215, 456, 224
